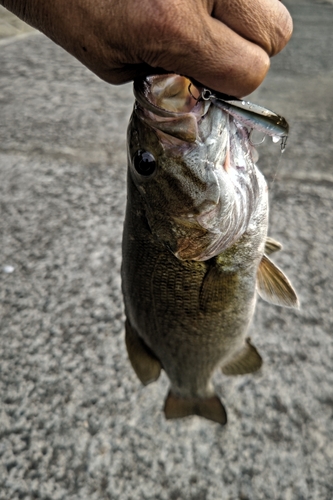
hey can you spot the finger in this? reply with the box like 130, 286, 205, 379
211, 0, 293, 56
143, 11, 271, 97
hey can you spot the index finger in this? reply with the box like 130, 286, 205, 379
211, 0, 293, 56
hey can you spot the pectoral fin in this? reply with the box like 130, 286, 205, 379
164, 392, 227, 425
199, 262, 238, 313
125, 320, 161, 385
265, 237, 282, 255
222, 338, 263, 375
257, 254, 299, 308
200, 266, 223, 313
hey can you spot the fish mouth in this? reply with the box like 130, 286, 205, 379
134, 74, 201, 114
134, 74, 203, 116
133, 75, 211, 144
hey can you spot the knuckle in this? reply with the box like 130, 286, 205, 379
241, 52, 270, 95
269, 8, 293, 56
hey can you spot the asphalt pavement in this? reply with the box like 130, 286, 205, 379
0, 0, 333, 499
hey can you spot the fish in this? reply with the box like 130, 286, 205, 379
121, 74, 298, 425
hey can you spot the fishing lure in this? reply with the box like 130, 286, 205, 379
189, 84, 289, 152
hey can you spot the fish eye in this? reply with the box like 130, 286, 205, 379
133, 150, 156, 177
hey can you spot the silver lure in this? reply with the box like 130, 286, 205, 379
194, 87, 289, 151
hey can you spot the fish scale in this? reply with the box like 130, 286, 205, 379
123, 176, 258, 401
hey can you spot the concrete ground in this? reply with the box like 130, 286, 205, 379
0, 0, 332, 498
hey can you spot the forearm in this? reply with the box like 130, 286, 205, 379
0, 0, 102, 65
0, 0, 116, 79
1, 0, 55, 35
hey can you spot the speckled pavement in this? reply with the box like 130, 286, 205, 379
0, 6, 35, 42
0, 1, 332, 499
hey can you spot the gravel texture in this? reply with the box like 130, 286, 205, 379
0, 1, 333, 499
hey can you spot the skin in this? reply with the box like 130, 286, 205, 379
0, 0, 293, 96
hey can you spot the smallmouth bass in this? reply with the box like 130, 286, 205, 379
121, 75, 298, 425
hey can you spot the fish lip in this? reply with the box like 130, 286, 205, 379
133, 75, 224, 145
133, 76, 184, 119
133, 81, 206, 145
133, 75, 210, 120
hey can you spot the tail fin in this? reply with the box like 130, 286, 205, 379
164, 392, 227, 425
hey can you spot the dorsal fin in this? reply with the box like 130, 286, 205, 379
222, 338, 263, 375
257, 255, 299, 308
265, 237, 282, 255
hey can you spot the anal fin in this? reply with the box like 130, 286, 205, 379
125, 320, 161, 385
222, 338, 263, 376
164, 392, 227, 425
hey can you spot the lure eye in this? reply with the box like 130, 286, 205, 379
133, 150, 156, 177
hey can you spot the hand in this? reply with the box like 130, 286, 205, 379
1, 0, 292, 96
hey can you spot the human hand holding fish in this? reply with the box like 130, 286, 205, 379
1, 0, 292, 96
